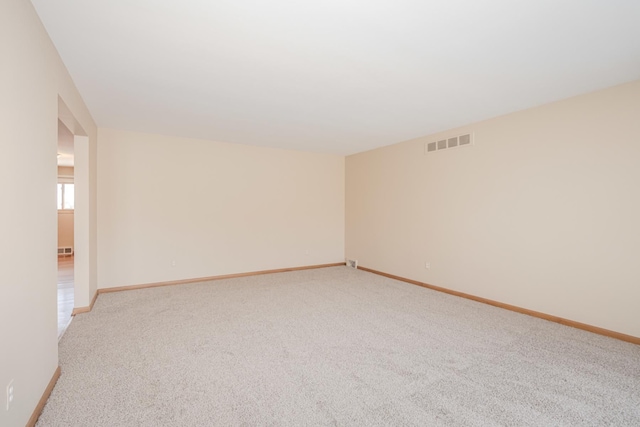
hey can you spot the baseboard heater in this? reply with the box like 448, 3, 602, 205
58, 247, 73, 256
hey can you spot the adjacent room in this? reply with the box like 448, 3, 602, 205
57, 120, 75, 338
1, 0, 639, 426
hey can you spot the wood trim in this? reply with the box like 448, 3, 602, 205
359, 266, 640, 346
71, 290, 98, 315
98, 262, 346, 294
26, 366, 61, 427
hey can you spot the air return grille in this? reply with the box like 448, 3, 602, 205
425, 133, 473, 154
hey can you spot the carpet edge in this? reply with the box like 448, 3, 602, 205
97, 262, 347, 295
26, 365, 61, 427
359, 266, 640, 346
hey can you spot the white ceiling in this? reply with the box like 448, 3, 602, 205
32, 0, 640, 155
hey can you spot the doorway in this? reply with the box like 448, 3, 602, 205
57, 120, 74, 337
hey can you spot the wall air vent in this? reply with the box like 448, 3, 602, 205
58, 247, 73, 256
425, 133, 474, 155
459, 133, 472, 146
346, 259, 358, 269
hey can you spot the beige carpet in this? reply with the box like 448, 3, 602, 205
38, 267, 640, 426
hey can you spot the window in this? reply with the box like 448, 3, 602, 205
57, 183, 75, 210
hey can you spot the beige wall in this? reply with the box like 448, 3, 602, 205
73, 134, 98, 307
98, 128, 345, 289
0, 1, 97, 426
57, 212, 74, 249
57, 166, 74, 177
346, 79, 640, 338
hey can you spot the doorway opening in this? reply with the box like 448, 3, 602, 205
57, 119, 74, 337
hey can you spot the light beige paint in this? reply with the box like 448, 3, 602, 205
74, 135, 96, 308
57, 166, 74, 178
0, 1, 97, 425
97, 128, 345, 289
57, 212, 74, 250
346, 79, 640, 338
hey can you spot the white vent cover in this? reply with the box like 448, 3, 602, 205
425, 133, 473, 155
346, 259, 358, 269
58, 247, 73, 256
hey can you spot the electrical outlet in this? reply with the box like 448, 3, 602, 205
171, 260, 176, 267
425, 262, 431, 270
304, 249, 310, 255
6, 380, 14, 411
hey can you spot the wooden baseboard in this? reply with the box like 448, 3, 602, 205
26, 366, 61, 427
71, 290, 98, 315
98, 262, 347, 294
359, 266, 640, 346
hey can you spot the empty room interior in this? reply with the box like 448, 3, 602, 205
2, 0, 640, 426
